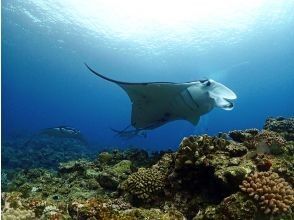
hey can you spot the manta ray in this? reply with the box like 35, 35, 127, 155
85, 64, 237, 138
23, 126, 87, 147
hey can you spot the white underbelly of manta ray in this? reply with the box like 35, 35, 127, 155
85, 64, 237, 138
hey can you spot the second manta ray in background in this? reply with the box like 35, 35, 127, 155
85, 64, 237, 138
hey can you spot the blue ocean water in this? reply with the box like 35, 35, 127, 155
2, 0, 294, 151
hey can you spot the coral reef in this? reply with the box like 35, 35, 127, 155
254, 154, 273, 172
119, 208, 185, 219
2, 116, 294, 220
2, 135, 92, 169
68, 198, 117, 219
1, 192, 36, 220
120, 168, 166, 200
240, 171, 294, 215
264, 116, 294, 141
152, 153, 174, 175
244, 130, 287, 154
193, 192, 258, 220
174, 135, 230, 170
229, 128, 259, 143
98, 160, 132, 190
96, 148, 163, 168
170, 134, 253, 195
2, 208, 36, 220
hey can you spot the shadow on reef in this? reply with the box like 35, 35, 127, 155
1, 116, 294, 220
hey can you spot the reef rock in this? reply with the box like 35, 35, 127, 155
244, 130, 287, 154
193, 192, 257, 220
229, 129, 259, 143
98, 160, 132, 190
2, 208, 36, 220
170, 135, 253, 193
264, 116, 294, 141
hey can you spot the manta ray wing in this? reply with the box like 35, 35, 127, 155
119, 83, 190, 129
85, 64, 201, 129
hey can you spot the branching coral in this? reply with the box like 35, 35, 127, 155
240, 171, 294, 215
120, 168, 166, 199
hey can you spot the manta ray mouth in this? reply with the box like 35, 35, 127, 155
208, 89, 235, 110
223, 98, 234, 109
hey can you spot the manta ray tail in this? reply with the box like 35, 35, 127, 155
85, 63, 134, 85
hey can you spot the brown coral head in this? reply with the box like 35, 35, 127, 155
239, 171, 294, 215
122, 168, 166, 200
